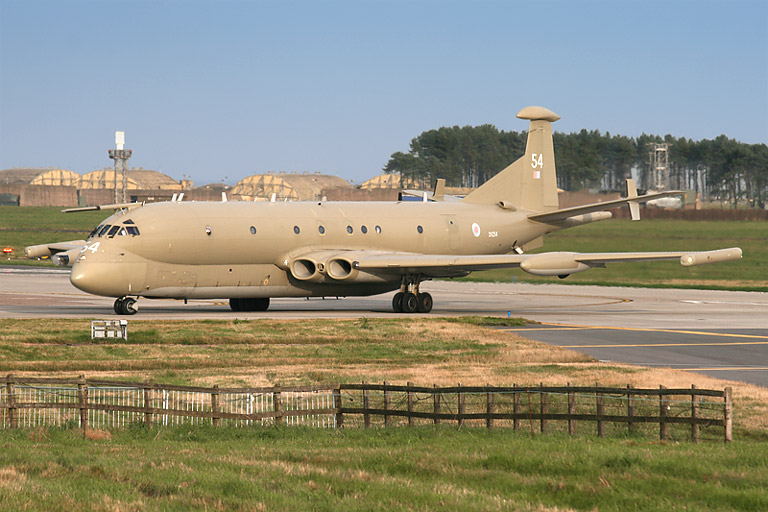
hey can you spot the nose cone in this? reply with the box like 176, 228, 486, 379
70, 260, 116, 296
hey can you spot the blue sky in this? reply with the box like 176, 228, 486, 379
1, 0, 766, 186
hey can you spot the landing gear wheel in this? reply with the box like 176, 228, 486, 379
417, 292, 433, 313
245, 298, 270, 311
402, 292, 419, 313
392, 292, 404, 313
114, 297, 138, 315
230, 298, 270, 312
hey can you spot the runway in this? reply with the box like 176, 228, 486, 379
2, 265, 767, 386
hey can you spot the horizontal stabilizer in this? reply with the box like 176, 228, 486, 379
528, 189, 683, 224
62, 202, 143, 213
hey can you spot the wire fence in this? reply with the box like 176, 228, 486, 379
0, 376, 732, 442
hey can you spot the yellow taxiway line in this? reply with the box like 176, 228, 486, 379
503, 323, 768, 348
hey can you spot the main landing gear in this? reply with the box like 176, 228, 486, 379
114, 296, 138, 315
230, 298, 270, 312
392, 275, 433, 313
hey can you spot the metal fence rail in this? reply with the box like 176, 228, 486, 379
0, 376, 731, 442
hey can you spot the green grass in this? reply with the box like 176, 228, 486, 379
0, 206, 105, 262
1, 426, 766, 511
462, 219, 768, 290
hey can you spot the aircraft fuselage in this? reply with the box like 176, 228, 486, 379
69, 200, 552, 300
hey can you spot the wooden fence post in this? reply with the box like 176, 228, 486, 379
486, 384, 494, 430
362, 382, 370, 429
457, 383, 464, 427
383, 381, 390, 427
211, 385, 221, 427
77, 375, 88, 439
6, 375, 17, 429
407, 382, 414, 427
143, 383, 154, 428
596, 384, 604, 438
691, 385, 699, 443
512, 384, 519, 431
659, 385, 667, 441
433, 384, 441, 425
540, 382, 547, 433
567, 383, 574, 435
273, 385, 283, 426
627, 384, 635, 435
334, 387, 344, 429
724, 387, 733, 443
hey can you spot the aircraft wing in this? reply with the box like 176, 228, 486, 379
24, 240, 86, 266
349, 247, 742, 278
528, 190, 683, 224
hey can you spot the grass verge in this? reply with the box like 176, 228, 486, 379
1, 426, 767, 511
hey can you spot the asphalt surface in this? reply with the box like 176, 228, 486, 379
2, 265, 767, 387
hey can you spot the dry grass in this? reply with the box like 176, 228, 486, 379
1, 317, 767, 434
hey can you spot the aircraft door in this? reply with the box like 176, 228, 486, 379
444, 215, 459, 250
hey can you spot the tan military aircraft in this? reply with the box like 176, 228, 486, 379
26, 106, 742, 315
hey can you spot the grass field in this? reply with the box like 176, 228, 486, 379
0, 206, 104, 265
2, 426, 767, 512
2, 318, 768, 510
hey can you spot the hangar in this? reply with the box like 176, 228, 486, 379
233, 172, 351, 201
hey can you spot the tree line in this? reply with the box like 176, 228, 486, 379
383, 125, 768, 208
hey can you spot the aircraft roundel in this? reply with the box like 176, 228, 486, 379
471, 223, 481, 238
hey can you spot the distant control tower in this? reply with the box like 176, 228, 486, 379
108, 131, 132, 203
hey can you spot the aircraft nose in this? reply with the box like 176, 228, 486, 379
70, 260, 112, 296
70, 258, 146, 297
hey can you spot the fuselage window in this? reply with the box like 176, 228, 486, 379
346, 225, 353, 234
318, 225, 325, 234
97, 225, 111, 237
250, 226, 257, 235
361, 225, 368, 234
294, 226, 300, 234
126, 226, 140, 236
375, 225, 382, 234
417, 225, 423, 234
107, 225, 120, 238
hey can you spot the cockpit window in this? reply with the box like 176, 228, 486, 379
123, 219, 135, 224
107, 225, 120, 238
88, 225, 103, 239
97, 225, 112, 237
126, 226, 140, 236
117, 227, 128, 236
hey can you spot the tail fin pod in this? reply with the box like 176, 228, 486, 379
463, 106, 559, 212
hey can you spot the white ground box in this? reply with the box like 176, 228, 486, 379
91, 320, 128, 340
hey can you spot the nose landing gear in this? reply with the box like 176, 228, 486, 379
392, 275, 432, 313
114, 297, 138, 315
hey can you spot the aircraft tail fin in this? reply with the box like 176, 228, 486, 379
462, 106, 559, 212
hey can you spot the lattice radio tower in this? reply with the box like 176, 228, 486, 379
108, 131, 132, 203
648, 143, 669, 191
